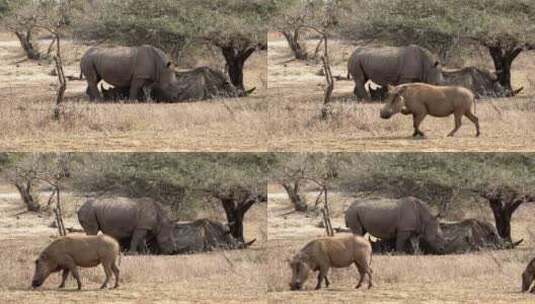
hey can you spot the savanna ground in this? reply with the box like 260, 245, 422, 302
266, 184, 535, 303
0, 184, 268, 303
267, 33, 535, 152
0, 31, 267, 152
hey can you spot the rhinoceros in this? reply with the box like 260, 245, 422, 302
344, 197, 447, 254
347, 45, 444, 100
441, 66, 516, 98
168, 66, 240, 102
166, 218, 255, 254
77, 197, 176, 254
80, 45, 180, 102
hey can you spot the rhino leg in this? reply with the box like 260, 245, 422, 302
129, 79, 147, 101
409, 235, 421, 254
464, 111, 480, 137
447, 112, 462, 137
129, 229, 148, 254
58, 269, 69, 288
412, 113, 426, 137
396, 231, 412, 253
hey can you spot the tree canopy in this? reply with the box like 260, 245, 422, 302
338, 0, 535, 91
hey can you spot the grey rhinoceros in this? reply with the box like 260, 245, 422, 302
344, 197, 446, 254
441, 66, 523, 98
77, 197, 177, 254
80, 45, 180, 102
167, 218, 255, 254
168, 66, 241, 102
347, 45, 444, 100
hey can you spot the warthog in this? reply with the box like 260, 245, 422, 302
380, 83, 480, 137
31, 233, 120, 290
288, 235, 373, 291
522, 257, 535, 293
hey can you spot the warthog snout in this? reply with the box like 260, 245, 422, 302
380, 110, 392, 119
31, 279, 41, 288
289, 282, 302, 290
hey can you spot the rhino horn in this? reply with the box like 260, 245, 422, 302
239, 238, 256, 248
511, 238, 524, 248
244, 87, 256, 96
510, 86, 524, 97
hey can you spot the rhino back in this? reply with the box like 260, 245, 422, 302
354, 47, 403, 85
89, 197, 146, 239
85, 47, 138, 87
348, 199, 402, 239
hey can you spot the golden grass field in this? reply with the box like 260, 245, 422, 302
0, 186, 268, 303
0, 32, 267, 152
267, 33, 535, 152
266, 185, 535, 303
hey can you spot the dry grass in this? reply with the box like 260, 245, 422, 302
267, 35, 535, 152
0, 188, 267, 303
0, 33, 267, 152
267, 187, 535, 303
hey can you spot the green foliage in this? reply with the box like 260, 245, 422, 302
69, 153, 271, 219
335, 153, 535, 210
338, 0, 535, 61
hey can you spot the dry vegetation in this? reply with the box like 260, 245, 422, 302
267, 33, 535, 152
0, 185, 267, 303
266, 185, 535, 303
0, 32, 267, 152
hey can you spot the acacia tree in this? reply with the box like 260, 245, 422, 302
1, 0, 42, 60
340, 0, 535, 94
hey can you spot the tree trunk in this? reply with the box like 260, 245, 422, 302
219, 196, 258, 242
281, 181, 307, 212
487, 45, 522, 94
281, 30, 308, 60
487, 197, 523, 242
220, 45, 256, 94
14, 30, 40, 60
14, 181, 40, 212
481, 186, 531, 242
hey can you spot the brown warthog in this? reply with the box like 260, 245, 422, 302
31, 233, 120, 290
522, 257, 535, 293
380, 83, 480, 137
288, 235, 373, 291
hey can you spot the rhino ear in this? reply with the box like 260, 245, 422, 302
387, 84, 395, 92
166, 61, 172, 68
434, 61, 440, 67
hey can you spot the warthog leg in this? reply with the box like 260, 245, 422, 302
64, 259, 82, 290
58, 269, 69, 288
448, 113, 463, 137
315, 266, 329, 290
412, 113, 426, 137
100, 263, 111, 289
111, 263, 120, 289
464, 112, 480, 137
